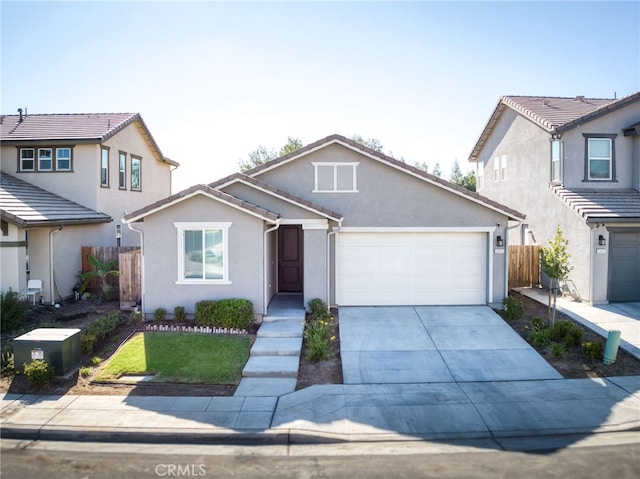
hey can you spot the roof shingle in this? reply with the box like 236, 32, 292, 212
552, 186, 640, 223
0, 173, 112, 227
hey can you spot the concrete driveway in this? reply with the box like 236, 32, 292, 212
340, 306, 563, 384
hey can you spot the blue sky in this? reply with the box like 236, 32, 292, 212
2, 1, 639, 192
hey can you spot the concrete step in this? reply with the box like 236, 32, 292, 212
234, 377, 297, 397
242, 355, 300, 378
262, 315, 305, 323
257, 319, 304, 338
251, 337, 302, 356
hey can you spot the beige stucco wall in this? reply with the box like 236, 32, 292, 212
0, 222, 27, 295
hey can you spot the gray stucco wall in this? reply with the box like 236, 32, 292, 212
138, 194, 267, 319
303, 227, 328, 305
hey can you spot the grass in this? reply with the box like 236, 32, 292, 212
95, 332, 251, 384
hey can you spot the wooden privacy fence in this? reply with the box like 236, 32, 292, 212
81, 246, 141, 310
508, 245, 541, 288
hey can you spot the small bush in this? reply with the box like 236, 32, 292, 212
173, 306, 187, 322
91, 356, 103, 365
0, 289, 30, 333
549, 320, 583, 348
551, 342, 566, 359
23, 360, 54, 389
582, 341, 605, 361
195, 299, 253, 330
531, 317, 546, 331
307, 298, 331, 323
79, 367, 92, 378
128, 310, 143, 326
304, 319, 332, 362
502, 296, 524, 321
153, 307, 167, 322
1, 348, 14, 374
529, 328, 551, 347
81, 313, 120, 356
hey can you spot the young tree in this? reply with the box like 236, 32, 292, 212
239, 137, 303, 171
539, 226, 573, 325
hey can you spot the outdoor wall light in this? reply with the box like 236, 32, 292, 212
496, 235, 504, 247
598, 235, 606, 246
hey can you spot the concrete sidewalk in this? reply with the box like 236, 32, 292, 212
519, 288, 640, 360
2, 376, 640, 445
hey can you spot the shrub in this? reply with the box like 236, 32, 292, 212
0, 289, 30, 333
195, 299, 253, 330
502, 296, 524, 321
549, 320, 583, 348
528, 328, 551, 347
23, 360, 54, 389
531, 317, 546, 331
1, 348, 14, 374
81, 313, 120, 356
582, 341, 605, 361
307, 298, 331, 323
79, 367, 92, 378
127, 310, 143, 326
195, 301, 217, 326
91, 356, 103, 365
304, 319, 332, 362
215, 299, 253, 330
153, 307, 167, 322
173, 306, 187, 322
551, 342, 566, 359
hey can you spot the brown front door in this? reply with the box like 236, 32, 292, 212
278, 225, 303, 292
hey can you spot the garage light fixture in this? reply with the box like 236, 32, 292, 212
496, 235, 504, 247
598, 235, 606, 246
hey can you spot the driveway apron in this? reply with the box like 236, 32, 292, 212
340, 306, 562, 384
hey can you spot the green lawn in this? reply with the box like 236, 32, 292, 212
95, 332, 252, 384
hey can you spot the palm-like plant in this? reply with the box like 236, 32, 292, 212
79, 255, 119, 301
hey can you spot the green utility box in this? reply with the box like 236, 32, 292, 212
13, 328, 81, 377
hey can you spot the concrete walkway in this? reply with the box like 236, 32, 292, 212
519, 288, 640, 360
2, 300, 640, 447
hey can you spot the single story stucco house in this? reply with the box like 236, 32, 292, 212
124, 134, 525, 319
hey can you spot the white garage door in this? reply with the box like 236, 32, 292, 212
337, 231, 487, 305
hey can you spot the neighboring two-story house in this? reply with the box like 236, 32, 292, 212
469, 92, 640, 303
0, 112, 178, 303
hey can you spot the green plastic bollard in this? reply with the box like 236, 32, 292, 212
603, 330, 621, 365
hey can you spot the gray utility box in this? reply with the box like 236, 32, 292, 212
13, 328, 82, 377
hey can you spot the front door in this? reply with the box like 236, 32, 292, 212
278, 225, 303, 292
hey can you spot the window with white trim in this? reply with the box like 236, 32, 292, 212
131, 156, 141, 191
551, 140, 561, 182
38, 148, 53, 171
477, 161, 484, 190
493, 156, 500, 182
500, 154, 507, 181
100, 147, 109, 187
175, 222, 231, 283
584, 134, 617, 181
119, 152, 126, 189
312, 162, 359, 192
19, 148, 35, 171
56, 148, 71, 171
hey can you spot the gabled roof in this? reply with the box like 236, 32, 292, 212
123, 184, 281, 224
209, 173, 343, 222
0, 112, 179, 167
469, 91, 640, 162
552, 186, 640, 224
244, 134, 526, 221
0, 173, 112, 227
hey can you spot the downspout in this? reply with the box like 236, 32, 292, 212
49, 226, 63, 305
127, 222, 145, 315
263, 220, 281, 317
327, 220, 343, 308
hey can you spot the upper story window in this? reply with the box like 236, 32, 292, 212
38, 148, 53, 171
131, 156, 141, 191
500, 155, 507, 181
583, 134, 617, 181
19, 149, 35, 171
18, 147, 73, 172
100, 147, 110, 187
119, 152, 127, 189
56, 148, 71, 171
477, 162, 484, 190
174, 222, 231, 284
551, 140, 562, 182
312, 162, 359, 193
